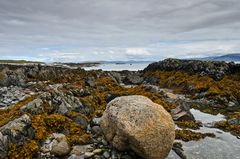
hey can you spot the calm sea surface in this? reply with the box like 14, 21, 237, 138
83, 62, 152, 71
83, 61, 240, 71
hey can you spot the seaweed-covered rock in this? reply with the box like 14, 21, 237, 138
20, 98, 44, 114
0, 114, 34, 145
100, 95, 175, 159
144, 58, 240, 80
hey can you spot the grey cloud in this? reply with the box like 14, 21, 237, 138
0, 0, 239, 61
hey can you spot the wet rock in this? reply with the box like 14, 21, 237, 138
228, 118, 240, 125
172, 142, 187, 159
100, 95, 175, 159
171, 101, 195, 121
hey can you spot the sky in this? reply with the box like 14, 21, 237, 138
0, 0, 240, 62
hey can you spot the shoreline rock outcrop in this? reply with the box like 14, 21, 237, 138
144, 58, 240, 80
100, 95, 175, 159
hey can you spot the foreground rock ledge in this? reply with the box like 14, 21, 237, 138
100, 95, 175, 159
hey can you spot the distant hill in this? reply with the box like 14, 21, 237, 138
193, 53, 240, 62
0, 60, 44, 64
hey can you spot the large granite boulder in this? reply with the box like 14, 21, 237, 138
100, 95, 175, 159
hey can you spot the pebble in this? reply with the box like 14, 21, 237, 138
103, 151, 110, 158
93, 149, 103, 155
84, 152, 94, 158
101, 139, 108, 146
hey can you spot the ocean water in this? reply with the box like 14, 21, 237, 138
82, 62, 152, 71
167, 109, 240, 159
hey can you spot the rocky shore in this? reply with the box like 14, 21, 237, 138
0, 58, 239, 159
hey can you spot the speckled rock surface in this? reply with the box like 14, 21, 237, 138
100, 95, 175, 159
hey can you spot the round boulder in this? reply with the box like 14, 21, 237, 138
100, 95, 175, 159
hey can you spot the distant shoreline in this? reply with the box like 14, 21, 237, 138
0, 60, 44, 64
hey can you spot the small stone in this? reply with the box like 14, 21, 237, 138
92, 126, 102, 136
91, 117, 102, 126
71, 145, 93, 155
93, 155, 101, 159
103, 151, 110, 158
228, 118, 239, 125
51, 133, 70, 156
101, 139, 108, 146
93, 149, 102, 155
84, 152, 94, 158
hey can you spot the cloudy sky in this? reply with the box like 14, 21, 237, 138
0, 0, 240, 62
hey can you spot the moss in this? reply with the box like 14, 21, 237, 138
175, 121, 202, 130
175, 129, 216, 142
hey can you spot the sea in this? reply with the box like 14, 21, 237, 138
82, 62, 152, 71
83, 61, 240, 71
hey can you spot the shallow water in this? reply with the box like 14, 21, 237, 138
190, 109, 225, 123
83, 62, 151, 71
178, 109, 240, 159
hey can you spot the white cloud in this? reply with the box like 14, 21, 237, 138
126, 48, 151, 56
